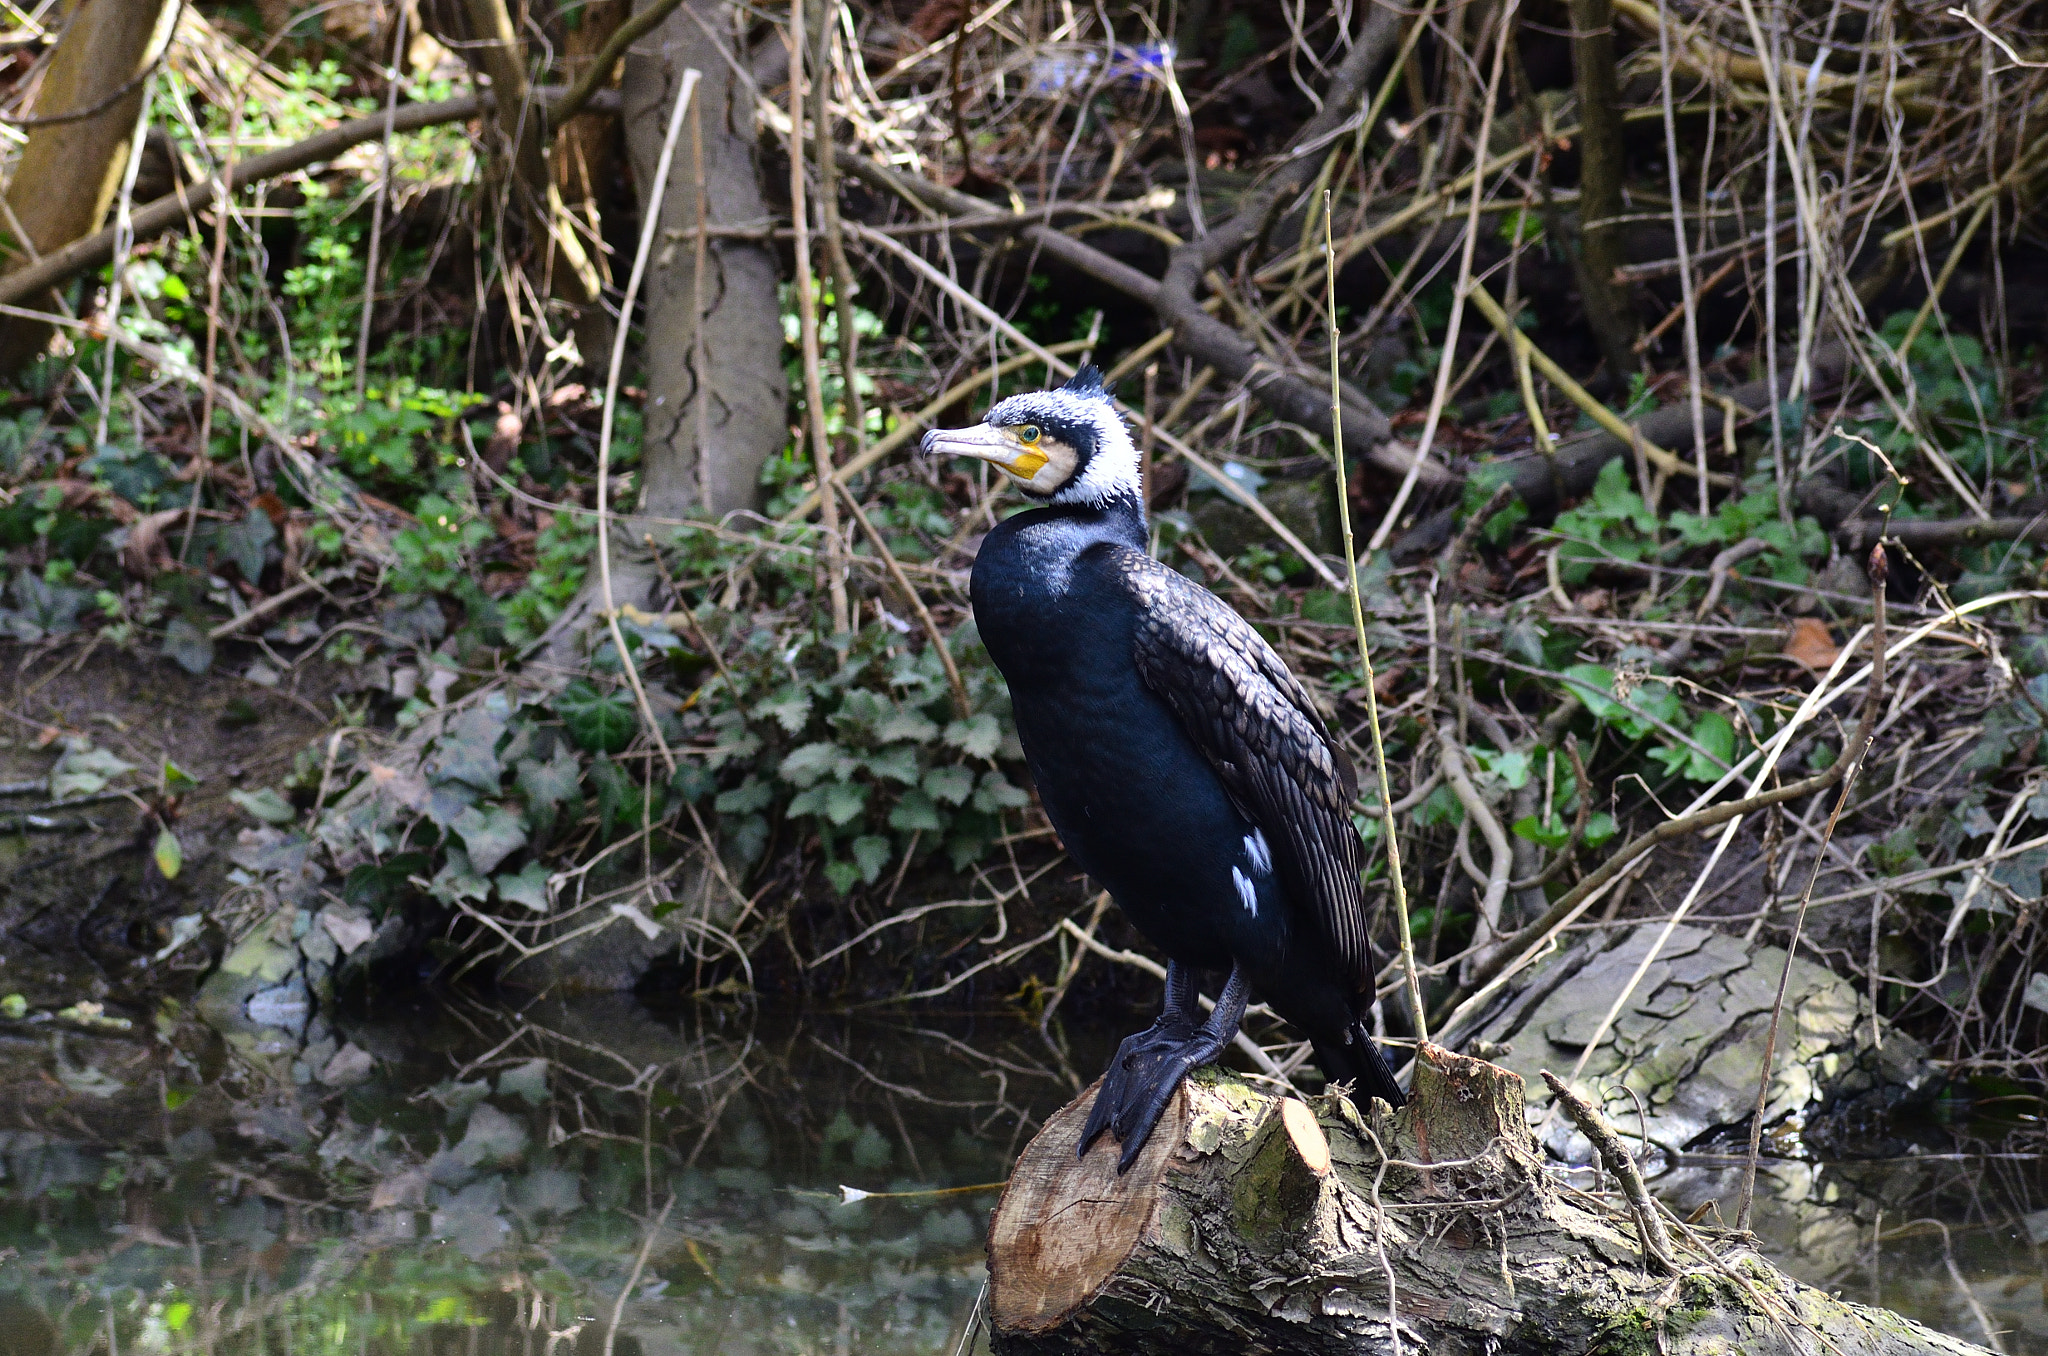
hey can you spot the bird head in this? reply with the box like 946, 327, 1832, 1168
919, 365, 1139, 509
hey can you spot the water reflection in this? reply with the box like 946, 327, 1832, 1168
1, 991, 2043, 1354
0, 996, 1092, 1355
1661, 1151, 2048, 1351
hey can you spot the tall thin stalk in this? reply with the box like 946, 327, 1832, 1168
353, 1, 408, 401
1324, 191, 1427, 1046
1738, 546, 1891, 1230
594, 68, 701, 779
789, 0, 851, 634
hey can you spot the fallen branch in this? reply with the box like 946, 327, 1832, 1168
0, 86, 620, 312
1798, 484, 2048, 551
986, 1055, 1988, 1354
1541, 1069, 1676, 1273
1464, 281, 1734, 490
1407, 341, 1858, 541
830, 9, 1444, 490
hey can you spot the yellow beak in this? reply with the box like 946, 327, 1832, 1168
920, 424, 1048, 482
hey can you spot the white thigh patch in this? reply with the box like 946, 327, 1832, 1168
1231, 865, 1258, 917
1243, 828, 1273, 876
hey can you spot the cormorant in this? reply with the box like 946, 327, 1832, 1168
921, 365, 1406, 1171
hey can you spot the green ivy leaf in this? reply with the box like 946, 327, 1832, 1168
229, 787, 296, 825
923, 765, 975, 805
888, 788, 945, 833
434, 706, 507, 790
162, 617, 213, 675
1511, 813, 1570, 851
1584, 812, 1617, 847
430, 847, 490, 904
1562, 663, 1626, 729
851, 834, 892, 884
823, 860, 863, 895
553, 680, 637, 754
588, 755, 642, 837
1469, 747, 1531, 789
517, 746, 584, 841
495, 861, 551, 913
1683, 712, 1737, 782
215, 507, 276, 583
944, 712, 1001, 760
1415, 782, 1464, 829
452, 803, 528, 875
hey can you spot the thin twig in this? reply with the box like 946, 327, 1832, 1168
1325, 192, 1426, 1044
594, 69, 701, 779
1542, 1070, 1676, 1272
1737, 546, 1891, 1230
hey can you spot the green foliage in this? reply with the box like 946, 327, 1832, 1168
1460, 463, 1528, 546
552, 679, 638, 754
1667, 489, 1826, 584
329, 382, 473, 494
1497, 207, 1543, 247
500, 513, 595, 645
390, 495, 494, 596
1550, 459, 1657, 586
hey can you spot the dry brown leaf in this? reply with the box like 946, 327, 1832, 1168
1783, 618, 1841, 671
119, 508, 185, 579
369, 1167, 427, 1212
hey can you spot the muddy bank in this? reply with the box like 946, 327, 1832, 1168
0, 643, 353, 1007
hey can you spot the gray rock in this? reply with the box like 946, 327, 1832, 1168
1465, 923, 1938, 1162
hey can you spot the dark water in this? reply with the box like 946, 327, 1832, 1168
1, 992, 2043, 1354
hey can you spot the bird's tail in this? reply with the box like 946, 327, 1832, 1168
1314, 1019, 1407, 1110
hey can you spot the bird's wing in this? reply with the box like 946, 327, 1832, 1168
1110, 547, 1373, 990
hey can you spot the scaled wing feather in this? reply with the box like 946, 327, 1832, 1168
1114, 549, 1374, 990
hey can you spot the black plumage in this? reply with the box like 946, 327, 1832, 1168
921, 366, 1405, 1169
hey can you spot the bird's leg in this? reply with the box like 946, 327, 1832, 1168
1079, 962, 1202, 1160
1080, 964, 1252, 1173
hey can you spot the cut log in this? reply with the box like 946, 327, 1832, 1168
987, 1046, 1990, 1355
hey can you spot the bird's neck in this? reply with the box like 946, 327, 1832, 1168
978, 490, 1146, 599
1036, 488, 1146, 545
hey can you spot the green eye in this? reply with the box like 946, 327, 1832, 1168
1017, 425, 1040, 444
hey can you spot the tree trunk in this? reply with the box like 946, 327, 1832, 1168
620, 0, 787, 521
987, 1049, 1989, 1355
553, 0, 629, 364
1566, 0, 1638, 377
461, 0, 608, 345
0, 0, 180, 373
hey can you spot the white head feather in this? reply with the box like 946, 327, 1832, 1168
982, 368, 1140, 510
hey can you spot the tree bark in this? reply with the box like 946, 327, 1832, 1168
988, 1049, 1989, 1355
620, 0, 787, 521
553, 0, 629, 362
0, 0, 180, 373
1566, 0, 1639, 377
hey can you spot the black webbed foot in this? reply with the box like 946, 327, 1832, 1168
1078, 963, 1250, 1173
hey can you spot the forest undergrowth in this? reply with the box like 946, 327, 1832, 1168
0, 0, 2044, 1110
